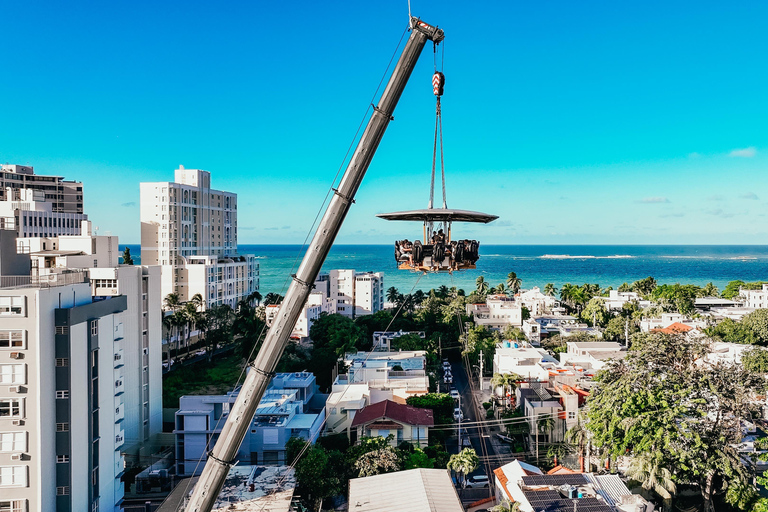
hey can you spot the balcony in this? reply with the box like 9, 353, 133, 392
115, 452, 126, 476
115, 402, 125, 422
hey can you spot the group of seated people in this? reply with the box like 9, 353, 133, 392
394, 232, 480, 270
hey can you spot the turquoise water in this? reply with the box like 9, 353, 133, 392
122, 245, 768, 296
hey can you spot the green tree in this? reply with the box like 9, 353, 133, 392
700, 282, 719, 297
584, 332, 763, 512
447, 448, 479, 488
294, 445, 342, 510
603, 316, 639, 343
506, 272, 522, 294
743, 309, 768, 344
121, 246, 134, 265
705, 318, 756, 345
392, 333, 425, 351
543, 283, 557, 297
652, 283, 700, 316
580, 297, 610, 327
263, 292, 284, 306
490, 373, 521, 410
476, 276, 489, 295
631, 276, 658, 297
406, 393, 454, 426
404, 448, 434, 469
355, 446, 401, 477
625, 452, 676, 512
741, 347, 768, 373
386, 286, 400, 303
234, 302, 267, 359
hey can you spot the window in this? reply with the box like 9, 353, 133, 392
55, 358, 68, 367
0, 432, 26, 452
55, 326, 68, 335
0, 499, 27, 512
0, 400, 22, 418
90, 320, 98, 336
0, 365, 24, 385
56, 486, 70, 496
56, 455, 69, 463
0, 297, 23, 315
56, 423, 69, 432
55, 391, 69, 399
0, 466, 26, 487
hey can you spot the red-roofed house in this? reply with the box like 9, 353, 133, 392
351, 400, 434, 448
655, 322, 693, 335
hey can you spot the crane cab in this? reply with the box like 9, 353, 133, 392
378, 208, 497, 273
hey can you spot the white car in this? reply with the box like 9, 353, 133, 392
453, 408, 463, 421
450, 390, 460, 400
465, 475, 490, 488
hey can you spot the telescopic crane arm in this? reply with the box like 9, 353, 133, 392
183, 17, 444, 512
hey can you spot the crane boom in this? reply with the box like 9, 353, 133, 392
183, 17, 444, 512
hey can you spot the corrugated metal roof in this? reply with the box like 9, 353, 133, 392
348, 468, 463, 512
584, 474, 632, 507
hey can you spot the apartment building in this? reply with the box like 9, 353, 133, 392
741, 284, 768, 309
0, 189, 87, 241
140, 166, 258, 309
0, 165, 83, 214
467, 294, 523, 330
0, 280, 127, 512
174, 372, 325, 475
311, 269, 384, 319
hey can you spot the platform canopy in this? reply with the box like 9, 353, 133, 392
376, 208, 498, 223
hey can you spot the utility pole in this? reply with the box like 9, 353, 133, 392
479, 350, 483, 391
457, 393, 462, 450
625, 318, 629, 348
183, 18, 445, 512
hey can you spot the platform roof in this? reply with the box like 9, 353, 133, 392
376, 208, 498, 223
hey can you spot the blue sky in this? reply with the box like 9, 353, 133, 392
1, 1, 766, 244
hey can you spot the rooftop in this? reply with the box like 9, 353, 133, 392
348, 468, 463, 512
351, 400, 434, 428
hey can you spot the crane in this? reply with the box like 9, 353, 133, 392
182, 16, 444, 512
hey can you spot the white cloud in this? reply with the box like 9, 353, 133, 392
729, 146, 757, 158
637, 197, 670, 204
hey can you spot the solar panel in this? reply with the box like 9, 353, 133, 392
521, 474, 588, 486
524, 499, 612, 512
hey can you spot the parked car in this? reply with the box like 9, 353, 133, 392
450, 390, 460, 400
453, 408, 463, 421
444, 376, 453, 384
466, 474, 490, 488
462, 437, 472, 448
496, 433, 513, 444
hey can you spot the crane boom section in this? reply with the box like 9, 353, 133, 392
183, 17, 444, 512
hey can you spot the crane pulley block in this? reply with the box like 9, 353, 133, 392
432, 71, 445, 97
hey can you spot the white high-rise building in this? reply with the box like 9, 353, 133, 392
0, 165, 84, 214
0, 189, 88, 241
140, 166, 258, 309
0, 223, 163, 511
311, 269, 384, 319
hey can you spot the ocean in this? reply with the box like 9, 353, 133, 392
121, 245, 768, 296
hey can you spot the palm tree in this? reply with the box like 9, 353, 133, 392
559, 283, 576, 308
701, 282, 719, 298
476, 276, 489, 294
506, 272, 522, 294
245, 290, 262, 306
190, 293, 204, 311
495, 283, 507, 296
565, 415, 590, 472
625, 453, 676, 512
447, 448, 479, 489
490, 373, 521, 410
162, 313, 173, 366
171, 309, 186, 357
163, 292, 181, 312
183, 302, 201, 358
263, 292, 283, 306
536, 415, 556, 463
386, 286, 400, 303
437, 285, 450, 299
543, 283, 557, 297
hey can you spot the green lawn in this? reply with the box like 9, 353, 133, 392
162, 354, 246, 408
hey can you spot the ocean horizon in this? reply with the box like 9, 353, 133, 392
121, 244, 768, 297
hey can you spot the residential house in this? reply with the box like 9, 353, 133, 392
350, 399, 433, 447
559, 342, 626, 372
467, 294, 523, 330
517, 287, 559, 316
372, 330, 425, 351
601, 290, 651, 312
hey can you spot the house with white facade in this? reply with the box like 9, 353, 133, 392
742, 284, 768, 309
559, 342, 626, 372
601, 290, 651, 311
350, 399, 433, 448
516, 287, 559, 316
372, 330, 425, 351
467, 294, 522, 330
311, 269, 384, 319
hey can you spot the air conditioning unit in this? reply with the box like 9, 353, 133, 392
10, 453, 23, 461
12, 419, 24, 426
9, 352, 22, 359
9, 386, 20, 393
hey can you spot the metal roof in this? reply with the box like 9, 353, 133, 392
376, 208, 498, 223
348, 468, 463, 512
